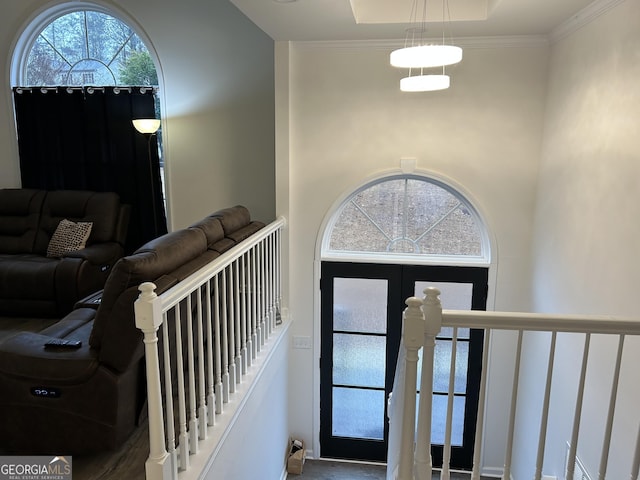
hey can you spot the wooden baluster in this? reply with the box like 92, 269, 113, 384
173, 303, 190, 470
503, 330, 523, 480
598, 335, 625, 480
259, 241, 266, 345
213, 276, 225, 411
415, 287, 442, 480
566, 333, 591, 480
233, 261, 242, 381
398, 297, 424, 480
240, 253, 250, 371
195, 289, 208, 438
220, 273, 230, 402
185, 295, 199, 453
471, 329, 491, 480
253, 246, 261, 354
534, 332, 557, 480
631, 421, 640, 480
227, 267, 237, 390
204, 281, 216, 425
135, 282, 175, 480
441, 326, 458, 480
161, 319, 178, 478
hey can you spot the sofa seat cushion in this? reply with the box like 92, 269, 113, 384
0, 254, 60, 316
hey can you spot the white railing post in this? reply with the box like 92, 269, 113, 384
135, 282, 175, 480
415, 287, 442, 480
398, 297, 425, 480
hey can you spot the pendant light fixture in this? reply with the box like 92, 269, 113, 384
391, 0, 461, 92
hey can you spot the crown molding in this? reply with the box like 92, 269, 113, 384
550, 0, 626, 43
293, 35, 549, 51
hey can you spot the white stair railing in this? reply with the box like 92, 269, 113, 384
135, 217, 285, 480
395, 286, 640, 480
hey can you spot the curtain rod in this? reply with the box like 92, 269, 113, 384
13, 86, 158, 94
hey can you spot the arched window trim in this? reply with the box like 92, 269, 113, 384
320, 171, 492, 267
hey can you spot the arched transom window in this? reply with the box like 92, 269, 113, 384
18, 9, 156, 87
323, 175, 489, 263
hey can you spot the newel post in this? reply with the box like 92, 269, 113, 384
135, 282, 174, 480
414, 287, 443, 480
398, 297, 425, 480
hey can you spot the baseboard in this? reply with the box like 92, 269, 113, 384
481, 465, 508, 478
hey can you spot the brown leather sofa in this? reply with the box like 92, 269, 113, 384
0, 205, 264, 454
0, 188, 130, 318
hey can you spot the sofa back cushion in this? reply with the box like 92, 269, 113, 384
34, 191, 122, 255
0, 189, 46, 254
89, 227, 209, 370
213, 205, 251, 235
188, 215, 225, 248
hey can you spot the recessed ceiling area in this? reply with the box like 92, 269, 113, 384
349, 0, 492, 25
229, 0, 600, 41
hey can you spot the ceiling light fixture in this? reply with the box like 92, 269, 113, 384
400, 72, 450, 92
391, 0, 461, 92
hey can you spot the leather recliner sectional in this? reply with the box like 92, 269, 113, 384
0, 188, 130, 319
0, 203, 265, 454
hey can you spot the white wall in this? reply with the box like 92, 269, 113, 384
202, 324, 291, 480
517, 1, 640, 478
0, 0, 276, 229
283, 38, 548, 472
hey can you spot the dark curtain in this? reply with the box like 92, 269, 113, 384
12, 86, 167, 254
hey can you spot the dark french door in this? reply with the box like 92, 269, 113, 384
319, 261, 488, 469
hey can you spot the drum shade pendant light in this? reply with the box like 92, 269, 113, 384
391, 0, 462, 92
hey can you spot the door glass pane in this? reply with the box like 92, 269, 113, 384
416, 340, 469, 395
333, 387, 385, 439
433, 340, 469, 393
334, 278, 387, 333
333, 333, 386, 388
423, 395, 466, 446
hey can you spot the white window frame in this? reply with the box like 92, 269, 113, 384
321, 173, 492, 267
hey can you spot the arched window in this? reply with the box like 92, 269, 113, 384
15, 8, 157, 87
322, 174, 490, 264
318, 174, 491, 465
10, 5, 167, 252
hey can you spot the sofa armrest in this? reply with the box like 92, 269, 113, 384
63, 242, 124, 267
74, 290, 104, 309
0, 330, 99, 383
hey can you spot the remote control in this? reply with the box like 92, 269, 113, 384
44, 338, 82, 349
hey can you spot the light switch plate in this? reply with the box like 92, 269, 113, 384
292, 336, 312, 349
